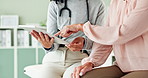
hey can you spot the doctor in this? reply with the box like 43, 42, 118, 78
26, 0, 105, 78
55, 0, 148, 78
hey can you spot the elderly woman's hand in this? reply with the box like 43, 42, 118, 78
54, 24, 84, 37
30, 30, 54, 48
71, 62, 94, 78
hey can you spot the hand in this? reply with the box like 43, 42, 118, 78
30, 30, 54, 48
71, 62, 93, 78
54, 24, 84, 37
66, 37, 85, 51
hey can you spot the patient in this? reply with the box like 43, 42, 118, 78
24, 0, 105, 78
55, 0, 148, 78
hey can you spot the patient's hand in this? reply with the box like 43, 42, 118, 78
66, 37, 85, 51
72, 62, 93, 78
30, 30, 54, 48
54, 24, 84, 37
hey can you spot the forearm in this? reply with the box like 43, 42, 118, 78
82, 0, 148, 45
82, 43, 113, 67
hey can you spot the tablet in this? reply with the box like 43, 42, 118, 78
19, 25, 69, 45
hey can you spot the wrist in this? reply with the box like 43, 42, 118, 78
77, 24, 84, 32
45, 44, 53, 48
86, 62, 94, 68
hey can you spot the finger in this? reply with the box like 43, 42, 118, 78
59, 29, 72, 37
80, 66, 89, 76
62, 32, 73, 37
69, 42, 83, 50
79, 72, 83, 77
54, 31, 61, 36
44, 34, 50, 42
39, 32, 45, 41
32, 30, 40, 36
50, 37, 54, 44
71, 40, 82, 45
67, 46, 80, 51
66, 44, 71, 49
68, 47, 75, 51
73, 67, 77, 78
70, 39, 82, 46
71, 73, 73, 78
59, 32, 65, 37
30, 32, 38, 40
68, 44, 81, 49
32, 30, 41, 40
75, 67, 82, 78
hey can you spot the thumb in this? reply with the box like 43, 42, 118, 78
71, 38, 79, 44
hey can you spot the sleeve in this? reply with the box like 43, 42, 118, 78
81, 42, 113, 67
82, 36, 93, 52
83, 0, 148, 45
82, 1, 106, 51
44, 43, 59, 53
43, 1, 59, 52
46, 1, 58, 35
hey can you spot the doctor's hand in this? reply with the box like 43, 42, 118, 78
71, 62, 93, 78
54, 24, 84, 37
66, 37, 85, 51
30, 30, 54, 48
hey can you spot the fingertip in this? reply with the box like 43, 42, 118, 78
30, 32, 33, 35
32, 30, 36, 33
69, 43, 75, 46
40, 32, 43, 34
51, 37, 54, 42
79, 72, 83, 76
65, 34, 71, 37
45, 34, 49, 37
31, 30, 34, 32
54, 33, 58, 36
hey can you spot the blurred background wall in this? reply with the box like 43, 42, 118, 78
0, 0, 110, 25
0, 0, 49, 25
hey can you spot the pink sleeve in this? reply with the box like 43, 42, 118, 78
81, 42, 112, 67
83, 0, 148, 45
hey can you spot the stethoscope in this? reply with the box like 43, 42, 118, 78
54, 0, 92, 44
57, 0, 90, 54
56, 0, 90, 23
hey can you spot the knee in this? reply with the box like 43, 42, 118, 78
63, 70, 72, 78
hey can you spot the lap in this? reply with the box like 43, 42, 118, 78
81, 65, 125, 78
121, 70, 148, 78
